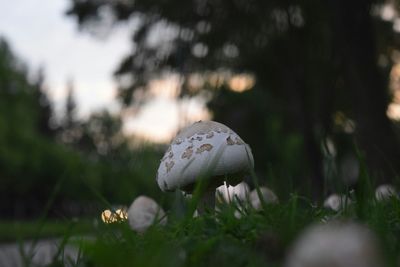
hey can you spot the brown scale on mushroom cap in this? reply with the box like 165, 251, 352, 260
165, 161, 175, 172
226, 136, 235, 145
181, 145, 194, 159
206, 132, 214, 139
235, 137, 245, 145
196, 144, 213, 154
175, 120, 231, 139
161, 146, 173, 162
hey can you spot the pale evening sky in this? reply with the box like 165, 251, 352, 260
0, 0, 132, 117
0, 0, 209, 142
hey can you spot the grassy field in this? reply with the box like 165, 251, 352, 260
2, 190, 400, 267
0, 219, 94, 243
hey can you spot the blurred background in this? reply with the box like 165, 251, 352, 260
1, 0, 400, 220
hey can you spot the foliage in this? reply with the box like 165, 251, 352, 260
0, 220, 93, 243
0, 38, 162, 219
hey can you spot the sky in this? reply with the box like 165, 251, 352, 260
0, 0, 209, 143
0, 0, 131, 117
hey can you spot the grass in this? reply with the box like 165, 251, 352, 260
2, 154, 400, 267
3, 192, 400, 267
0, 219, 94, 243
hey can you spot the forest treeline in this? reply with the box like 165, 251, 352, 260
0, 39, 162, 219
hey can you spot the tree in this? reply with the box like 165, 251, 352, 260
65, 79, 77, 129
66, 0, 400, 200
76, 109, 125, 156
32, 67, 57, 137
60, 79, 81, 144
0, 37, 165, 218
329, 0, 400, 183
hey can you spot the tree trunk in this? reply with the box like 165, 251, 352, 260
330, 0, 400, 182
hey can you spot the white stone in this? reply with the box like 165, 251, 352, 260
375, 184, 397, 201
323, 194, 352, 212
0, 239, 79, 267
249, 187, 278, 210
285, 222, 382, 267
127, 196, 167, 233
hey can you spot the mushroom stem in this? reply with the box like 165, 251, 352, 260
225, 181, 231, 202
197, 188, 216, 214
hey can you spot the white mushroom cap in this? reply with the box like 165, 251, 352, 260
323, 194, 352, 212
127, 196, 167, 233
156, 121, 254, 193
285, 222, 382, 267
216, 182, 250, 203
375, 184, 397, 201
250, 187, 279, 210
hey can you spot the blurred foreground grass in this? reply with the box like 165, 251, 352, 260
2, 193, 400, 267
0, 219, 94, 243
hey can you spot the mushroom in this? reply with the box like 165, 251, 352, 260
375, 184, 397, 201
323, 194, 352, 212
216, 181, 250, 204
100, 206, 128, 223
127, 196, 167, 233
250, 186, 279, 210
216, 182, 250, 218
156, 120, 254, 213
285, 221, 382, 267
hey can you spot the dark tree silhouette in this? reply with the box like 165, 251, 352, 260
66, 0, 400, 199
64, 79, 77, 129
33, 67, 57, 138
329, 0, 400, 182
